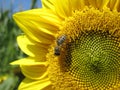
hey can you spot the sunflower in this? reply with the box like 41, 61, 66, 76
11, 0, 120, 90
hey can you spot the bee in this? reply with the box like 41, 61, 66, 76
54, 35, 67, 56
57, 35, 67, 46
54, 46, 60, 56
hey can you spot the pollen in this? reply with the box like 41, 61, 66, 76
47, 7, 120, 90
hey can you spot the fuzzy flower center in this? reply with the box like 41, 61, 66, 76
65, 30, 120, 89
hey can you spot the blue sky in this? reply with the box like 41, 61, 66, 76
0, 0, 42, 13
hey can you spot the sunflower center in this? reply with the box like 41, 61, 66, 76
64, 30, 120, 89
48, 8, 120, 90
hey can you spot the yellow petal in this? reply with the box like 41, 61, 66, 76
18, 77, 51, 90
20, 63, 48, 80
96, 0, 110, 9
42, 84, 52, 90
88, 0, 97, 8
42, 0, 55, 11
107, 0, 116, 10
53, 0, 72, 19
10, 57, 47, 65
17, 35, 48, 57
70, 0, 86, 11
12, 57, 48, 80
112, 0, 120, 11
13, 9, 61, 43
117, 1, 120, 12
107, 0, 120, 11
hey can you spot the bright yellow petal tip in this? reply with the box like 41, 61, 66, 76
10, 57, 48, 65
18, 77, 52, 90
17, 35, 48, 57
13, 9, 62, 44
